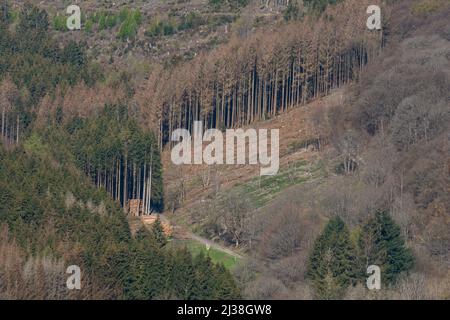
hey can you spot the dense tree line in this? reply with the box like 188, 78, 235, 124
0, 3, 101, 145
64, 105, 164, 212
0, 3, 162, 213
135, 0, 384, 145
0, 145, 240, 299
307, 213, 413, 299
0, 2, 241, 299
304, 0, 343, 13
112, 223, 240, 299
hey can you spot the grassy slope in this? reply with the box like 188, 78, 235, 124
168, 239, 240, 269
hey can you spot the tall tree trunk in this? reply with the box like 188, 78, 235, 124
1, 106, 5, 138
16, 115, 19, 144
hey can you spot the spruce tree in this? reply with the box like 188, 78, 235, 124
212, 264, 241, 300
151, 216, 167, 248
169, 248, 195, 299
359, 211, 414, 285
307, 216, 360, 299
128, 227, 169, 299
135, 226, 159, 249
283, 1, 301, 21
192, 252, 216, 299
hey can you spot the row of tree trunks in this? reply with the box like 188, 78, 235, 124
83, 156, 155, 215
159, 39, 378, 145
0, 111, 20, 145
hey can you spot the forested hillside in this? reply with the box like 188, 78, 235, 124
161, 0, 450, 299
0, 0, 449, 300
136, 0, 384, 144
0, 2, 240, 300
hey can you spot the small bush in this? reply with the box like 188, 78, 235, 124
53, 15, 66, 31
145, 17, 177, 37
118, 10, 142, 41
84, 19, 93, 33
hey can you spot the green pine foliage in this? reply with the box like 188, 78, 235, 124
144, 12, 205, 38
0, 3, 241, 299
52, 14, 67, 31
108, 227, 240, 299
0, 144, 131, 290
307, 216, 361, 299
95, 11, 119, 31
0, 4, 101, 107
150, 216, 168, 248
190, 251, 241, 299
308, 212, 415, 298
359, 211, 414, 284
169, 248, 196, 299
0, 137, 240, 299
145, 17, 177, 38
208, 0, 249, 10
118, 9, 142, 40
0, 2, 10, 26
83, 9, 142, 39
62, 105, 164, 211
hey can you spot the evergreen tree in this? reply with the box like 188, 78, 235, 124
359, 211, 414, 285
307, 216, 360, 299
135, 226, 159, 249
61, 41, 87, 67
169, 248, 196, 299
17, 4, 49, 33
117, 227, 167, 299
212, 264, 241, 300
192, 252, 216, 299
150, 216, 167, 248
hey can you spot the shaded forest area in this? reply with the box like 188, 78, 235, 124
0, 3, 240, 299
0, 0, 449, 300
64, 105, 164, 212
0, 4, 165, 214
0, 4, 101, 144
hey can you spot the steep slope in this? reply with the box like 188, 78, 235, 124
0, 2, 241, 300
163, 0, 450, 299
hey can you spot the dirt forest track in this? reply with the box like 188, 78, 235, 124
163, 213, 244, 259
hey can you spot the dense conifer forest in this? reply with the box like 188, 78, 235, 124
0, 2, 239, 299
0, 0, 449, 300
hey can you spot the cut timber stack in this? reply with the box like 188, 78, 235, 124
128, 199, 142, 217
142, 215, 173, 237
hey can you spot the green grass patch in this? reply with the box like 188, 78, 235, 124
168, 239, 239, 270
228, 159, 324, 208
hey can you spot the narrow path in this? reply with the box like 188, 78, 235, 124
187, 231, 243, 259
159, 215, 244, 259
